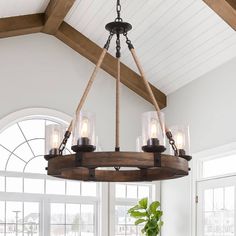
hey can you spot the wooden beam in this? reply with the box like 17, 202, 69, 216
0, 14, 44, 39
56, 22, 167, 108
203, 0, 236, 30
42, 0, 76, 35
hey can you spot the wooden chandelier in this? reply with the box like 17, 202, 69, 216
45, 0, 191, 182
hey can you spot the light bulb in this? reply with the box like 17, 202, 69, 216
175, 132, 185, 149
81, 117, 89, 137
150, 118, 158, 138
51, 130, 60, 149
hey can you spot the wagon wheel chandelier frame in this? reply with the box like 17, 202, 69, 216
44, 0, 191, 182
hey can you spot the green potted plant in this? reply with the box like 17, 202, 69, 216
128, 198, 163, 236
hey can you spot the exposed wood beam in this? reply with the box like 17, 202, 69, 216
56, 22, 166, 108
203, 0, 236, 30
42, 0, 76, 35
0, 14, 44, 39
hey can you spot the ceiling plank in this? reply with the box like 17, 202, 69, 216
0, 14, 44, 39
56, 22, 166, 108
203, 0, 236, 30
42, 0, 76, 35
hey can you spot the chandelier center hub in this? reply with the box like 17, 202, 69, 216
105, 22, 132, 35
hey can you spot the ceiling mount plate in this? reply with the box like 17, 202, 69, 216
105, 21, 132, 34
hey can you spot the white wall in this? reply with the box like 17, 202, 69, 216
161, 57, 236, 236
0, 33, 152, 151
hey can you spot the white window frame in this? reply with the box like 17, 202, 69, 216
0, 108, 101, 236
196, 175, 236, 236
109, 182, 160, 236
191, 142, 236, 236
0, 108, 161, 236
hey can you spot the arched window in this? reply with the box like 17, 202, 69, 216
0, 109, 99, 236
0, 108, 71, 174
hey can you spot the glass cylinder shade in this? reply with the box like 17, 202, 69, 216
136, 136, 143, 152
169, 125, 190, 156
45, 124, 65, 156
72, 111, 96, 147
142, 111, 165, 147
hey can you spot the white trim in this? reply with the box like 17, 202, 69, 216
191, 142, 236, 236
0, 107, 72, 132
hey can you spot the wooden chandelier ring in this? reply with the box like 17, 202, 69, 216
56, 167, 188, 182
47, 152, 189, 181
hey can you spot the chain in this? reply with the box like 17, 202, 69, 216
123, 32, 134, 50
115, 0, 123, 22
59, 130, 71, 155
166, 131, 179, 156
104, 32, 114, 49
116, 34, 121, 58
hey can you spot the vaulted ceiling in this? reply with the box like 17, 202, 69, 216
0, 0, 236, 107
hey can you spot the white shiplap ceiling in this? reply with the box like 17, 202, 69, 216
65, 0, 236, 94
0, 0, 235, 94
0, 0, 49, 18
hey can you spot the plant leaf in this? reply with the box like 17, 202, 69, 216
153, 210, 163, 220
128, 204, 142, 213
139, 198, 148, 209
130, 211, 147, 218
148, 201, 160, 214
135, 219, 147, 225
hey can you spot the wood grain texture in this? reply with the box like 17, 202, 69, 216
0, 14, 44, 38
47, 152, 189, 182
203, 0, 236, 30
60, 167, 187, 182
56, 22, 167, 108
42, 0, 76, 34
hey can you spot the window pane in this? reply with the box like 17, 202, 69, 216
126, 225, 137, 235
138, 186, 150, 199
81, 182, 96, 196
66, 180, 81, 196
203, 155, 236, 178
66, 204, 80, 224
81, 225, 94, 236
51, 225, 65, 236
0, 202, 4, 222
115, 206, 127, 225
51, 203, 65, 224
6, 177, 22, 193
46, 179, 65, 195
23, 224, 39, 236
66, 224, 80, 236
24, 178, 44, 194
0, 224, 4, 236
116, 184, 126, 198
115, 205, 137, 236
24, 202, 40, 224
214, 188, 224, 211
0, 177, 5, 192
6, 202, 23, 223
202, 185, 235, 236
81, 205, 94, 225
0, 146, 11, 170
0, 124, 25, 151
14, 143, 33, 162
6, 223, 23, 236
225, 187, 234, 210
24, 156, 47, 174
6, 156, 25, 172
28, 139, 45, 156
19, 120, 45, 140
127, 185, 137, 199
204, 189, 213, 211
